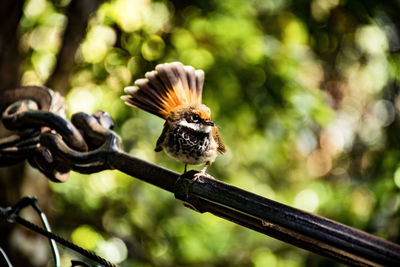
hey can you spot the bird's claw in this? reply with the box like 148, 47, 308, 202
193, 171, 214, 183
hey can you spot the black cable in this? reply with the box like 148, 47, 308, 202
13, 216, 118, 267
0, 206, 118, 267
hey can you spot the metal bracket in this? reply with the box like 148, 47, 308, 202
174, 171, 208, 213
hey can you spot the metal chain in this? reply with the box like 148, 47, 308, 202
0, 87, 121, 266
0, 86, 119, 182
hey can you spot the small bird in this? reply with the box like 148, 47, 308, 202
121, 62, 225, 175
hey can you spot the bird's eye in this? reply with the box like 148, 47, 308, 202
191, 114, 200, 122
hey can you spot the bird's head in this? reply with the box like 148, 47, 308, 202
168, 104, 214, 132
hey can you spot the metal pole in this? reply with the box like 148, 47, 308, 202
110, 151, 400, 267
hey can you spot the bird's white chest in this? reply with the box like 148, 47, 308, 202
163, 124, 218, 165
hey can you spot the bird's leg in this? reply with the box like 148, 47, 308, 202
193, 161, 213, 181
184, 163, 188, 173
199, 161, 210, 175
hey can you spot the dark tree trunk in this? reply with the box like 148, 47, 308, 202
0, 2, 44, 267
0, 1, 23, 90
46, 0, 105, 95
0, 1, 107, 266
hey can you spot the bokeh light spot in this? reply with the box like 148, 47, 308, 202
81, 25, 116, 63
67, 86, 96, 114
307, 149, 332, 177
355, 25, 388, 55
97, 238, 128, 264
350, 186, 375, 218
71, 225, 103, 250
24, 0, 47, 18
394, 167, 400, 188
373, 100, 395, 127
180, 48, 214, 70
252, 249, 278, 267
141, 35, 165, 61
294, 189, 319, 212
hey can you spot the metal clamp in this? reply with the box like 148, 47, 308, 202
0, 86, 119, 182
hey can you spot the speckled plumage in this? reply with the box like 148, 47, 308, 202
164, 122, 217, 165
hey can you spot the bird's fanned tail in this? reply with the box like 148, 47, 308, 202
122, 62, 204, 119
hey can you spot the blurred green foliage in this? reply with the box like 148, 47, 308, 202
18, 0, 400, 265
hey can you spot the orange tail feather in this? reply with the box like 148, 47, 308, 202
122, 62, 204, 119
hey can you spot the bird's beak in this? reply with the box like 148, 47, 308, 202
203, 120, 214, 126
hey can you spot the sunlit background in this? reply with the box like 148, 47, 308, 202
16, 0, 400, 266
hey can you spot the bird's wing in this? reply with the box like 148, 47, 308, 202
155, 122, 169, 152
212, 126, 226, 154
